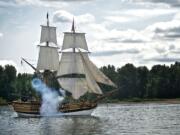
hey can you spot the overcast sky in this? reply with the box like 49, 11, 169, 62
0, 0, 180, 73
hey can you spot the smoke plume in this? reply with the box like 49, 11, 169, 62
32, 78, 64, 116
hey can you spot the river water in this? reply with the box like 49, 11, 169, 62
0, 103, 180, 135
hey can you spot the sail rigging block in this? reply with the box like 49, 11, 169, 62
62, 32, 88, 51
40, 25, 57, 45
37, 46, 59, 71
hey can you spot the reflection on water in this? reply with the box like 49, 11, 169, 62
1, 104, 180, 135
38, 117, 100, 135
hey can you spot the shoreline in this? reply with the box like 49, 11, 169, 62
1, 98, 180, 106
102, 98, 180, 104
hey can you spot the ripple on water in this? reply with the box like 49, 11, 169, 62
1, 104, 180, 135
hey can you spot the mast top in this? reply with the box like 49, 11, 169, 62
71, 18, 75, 33
47, 12, 49, 27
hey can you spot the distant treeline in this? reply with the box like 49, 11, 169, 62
0, 65, 35, 102
0, 62, 180, 102
100, 62, 180, 100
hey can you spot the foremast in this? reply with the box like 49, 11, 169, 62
57, 19, 116, 99
37, 13, 59, 85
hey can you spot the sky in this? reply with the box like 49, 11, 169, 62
0, 0, 180, 73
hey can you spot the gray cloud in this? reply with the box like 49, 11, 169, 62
91, 49, 140, 57
144, 56, 180, 63
171, 50, 180, 54
0, 0, 17, 7
40, 0, 92, 2
53, 10, 95, 24
154, 26, 180, 40
134, 0, 180, 7
105, 37, 145, 44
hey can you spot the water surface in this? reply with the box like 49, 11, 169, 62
0, 103, 180, 135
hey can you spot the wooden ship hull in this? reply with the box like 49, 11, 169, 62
12, 100, 97, 117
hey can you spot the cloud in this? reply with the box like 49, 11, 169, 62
134, 0, 180, 7
53, 10, 73, 23
105, 38, 145, 43
0, 0, 17, 7
146, 19, 180, 40
105, 8, 178, 25
91, 49, 140, 57
0, 0, 68, 8
145, 57, 180, 63
0, 33, 3, 37
53, 10, 95, 24
101, 29, 150, 44
41, 0, 92, 2
104, 16, 132, 23
0, 60, 17, 67
0, 0, 92, 8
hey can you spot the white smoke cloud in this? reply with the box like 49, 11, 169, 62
32, 78, 64, 116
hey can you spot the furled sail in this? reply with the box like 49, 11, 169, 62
37, 46, 59, 71
62, 32, 88, 51
40, 25, 57, 45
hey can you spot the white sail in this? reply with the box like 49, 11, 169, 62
57, 22, 116, 99
81, 55, 103, 94
40, 25, 57, 45
82, 54, 117, 87
62, 32, 88, 51
57, 52, 103, 99
57, 52, 86, 76
37, 46, 59, 71
58, 78, 88, 99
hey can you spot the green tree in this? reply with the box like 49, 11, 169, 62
117, 64, 138, 99
136, 66, 149, 98
0, 65, 17, 101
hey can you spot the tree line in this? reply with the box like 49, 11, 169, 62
0, 62, 180, 102
100, 62, 180, 100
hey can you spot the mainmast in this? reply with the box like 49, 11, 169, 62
72, 18, 75, 53
57, 19, 116, 99
46, 12, 49, 47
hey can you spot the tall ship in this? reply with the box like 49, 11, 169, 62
12, 13, 117, 117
